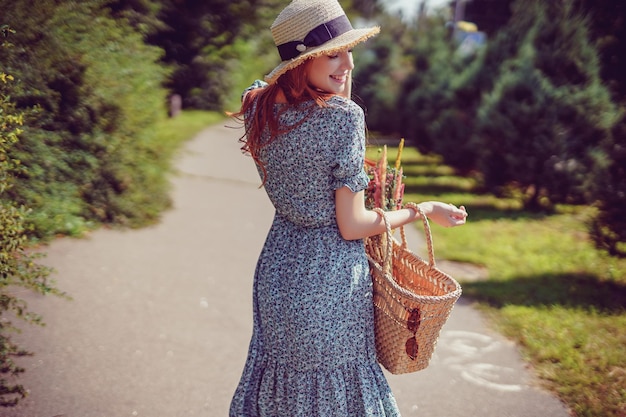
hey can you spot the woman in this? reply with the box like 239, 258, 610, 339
229, 1, 468, 415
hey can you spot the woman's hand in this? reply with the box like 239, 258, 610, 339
416, 202, 468, 227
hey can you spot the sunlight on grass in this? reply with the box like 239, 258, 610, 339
487, 306, 626, 417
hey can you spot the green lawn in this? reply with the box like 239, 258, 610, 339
367, 143, 626, 417
155, 110, 226, 155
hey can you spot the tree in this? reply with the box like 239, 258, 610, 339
147, 0, 282, 110
393, 15, 462, 154
577, 0, 626, 256
578, 0, 626, 99
397, 13, 488, 171
591, 119, 626, 257
346, 0, 383, 19
463, 0, 514, 36
104, 0, 164, 36
471, 0, 618, 209
353, 13, 409, 136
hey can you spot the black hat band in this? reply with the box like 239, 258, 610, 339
276, 15, 353, 61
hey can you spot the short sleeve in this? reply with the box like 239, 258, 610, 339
330, 101, 371, 193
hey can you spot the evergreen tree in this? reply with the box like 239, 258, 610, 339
397, 13, 492, 172
425, 41, 487, 172
463, 0, 514, 36
591, 119, 626, 257
347, 0, 383, 19
473, 0, 618, 209
578, 0, 626, 99
395, 16, 461, 155
578, 0, 626, 256
353, 13, 408, 136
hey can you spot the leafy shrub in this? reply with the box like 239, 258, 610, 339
0, 35, 62, 407
0, 0, 170, 238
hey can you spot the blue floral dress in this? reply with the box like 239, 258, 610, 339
229, 83, 401, 417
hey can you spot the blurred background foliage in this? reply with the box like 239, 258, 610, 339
0, 0, 625, 408
1, 0, 623, 251
351, 0, 625, 256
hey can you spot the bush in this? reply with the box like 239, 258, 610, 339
0, 0, 171, 238
0, 35, 62, 407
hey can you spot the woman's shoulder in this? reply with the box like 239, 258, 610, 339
324, 96, 364, 118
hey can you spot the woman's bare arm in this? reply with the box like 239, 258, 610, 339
335, 186, 468, 241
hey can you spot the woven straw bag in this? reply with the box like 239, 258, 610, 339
365, 203, 462, 374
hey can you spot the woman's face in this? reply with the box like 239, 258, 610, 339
307, 49, 354, 95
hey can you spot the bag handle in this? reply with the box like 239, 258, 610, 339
372, 207, 394, 274
373, 202, 437, 272
403, 202, 436, 268
372, 203, 437, 271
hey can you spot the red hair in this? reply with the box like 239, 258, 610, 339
230, 61, 333, 185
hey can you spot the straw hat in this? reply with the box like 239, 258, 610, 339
265, 0, 380, 84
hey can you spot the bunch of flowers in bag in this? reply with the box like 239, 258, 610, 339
364, 139, 405, 211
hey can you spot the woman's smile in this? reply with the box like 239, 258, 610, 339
308, 50, 354, 94
330, 74, 348, 84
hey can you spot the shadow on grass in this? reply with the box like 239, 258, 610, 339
462, 272, 626, 315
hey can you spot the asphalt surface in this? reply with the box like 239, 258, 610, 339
4, 122, 572, 417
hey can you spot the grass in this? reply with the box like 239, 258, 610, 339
154, 110, 226, 154
367, 143, 626, 417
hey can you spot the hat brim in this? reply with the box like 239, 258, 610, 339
264, 26, 380, 84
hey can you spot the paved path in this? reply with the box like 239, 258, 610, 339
5, 123, 572, 417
